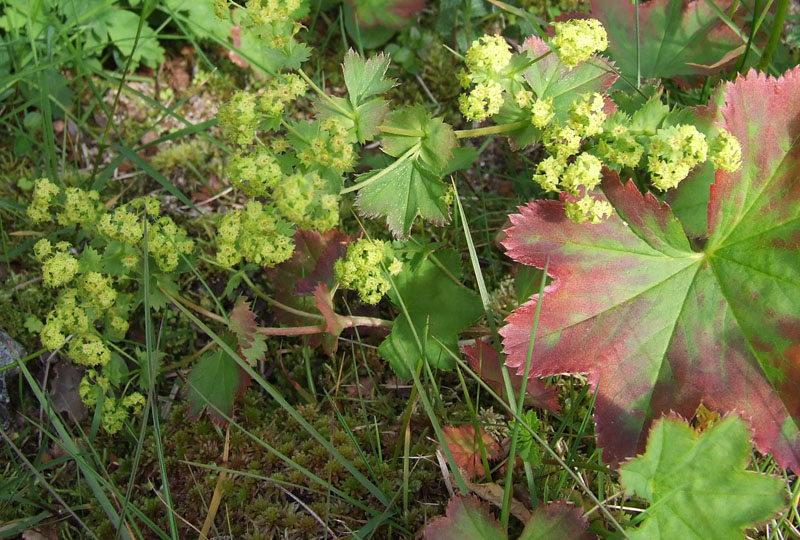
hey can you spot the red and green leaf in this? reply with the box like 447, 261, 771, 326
423, 496, 594, 540
500, 66, 800, 471
441, 425, 500, 478
229, 296, 267, 366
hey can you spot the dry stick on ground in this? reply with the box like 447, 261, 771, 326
199, 424, 230, 540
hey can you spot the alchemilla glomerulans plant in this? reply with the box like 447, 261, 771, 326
11, 1, 799, 537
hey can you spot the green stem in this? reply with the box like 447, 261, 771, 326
757, 0, 788, 71
339, 143, 420, 194
454, 120, 529, 139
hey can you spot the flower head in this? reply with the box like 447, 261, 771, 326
552, 18, 608, 69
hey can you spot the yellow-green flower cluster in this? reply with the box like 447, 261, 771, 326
458, 35, 513, 123
68, 334, 111, 367
530, 97, 555, 129
274, 172, 340, 232
709, 129, 742, 172
228, 149, 283, 197
597, 122, 644, 168
552, 18, 608, 68
58, 187, 101, 226
647, 124, 708, 191
80, 272, 117, 310
334, 239, 399, 305
97, 197, 160, 245
568, 93, 606, 138
148, 217, 195, 272
218, 91, 260, 146
565, 194, 613, 224
297, 118, 357, 173
459, 81, 504, 122
216, 201, 295, 268
464, 35, 513, 75
26, 179, 101, 226
259, 74, 307, 117
27, 178, 60, 223
561, 153, 603, 195
80, 370, 145, 434
35, 240, 80, 287
245, 0, 304, 49
543, 125, 583, 159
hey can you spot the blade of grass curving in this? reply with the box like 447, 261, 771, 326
141, 222, 179, 539
0, 426, 97, 537
113, 144, 197, 211
501, 258, 548, 528
757, 0, 788, 71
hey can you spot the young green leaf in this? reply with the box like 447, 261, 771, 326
355, 156, 451, 238
620, 415, 786, 540
500, 69, 800, 470
317, 51, 395, 143
381, 105, 457, 174
186, 336, 250, 424
379, 250, 483, 377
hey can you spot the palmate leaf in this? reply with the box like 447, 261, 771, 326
500, 68, 800, 470
317, 51, 394, 143
423, 496, 593, 540
379, 250, 483, 377
620, 415, 786, 539
355, 106, 456, 237
586, 0, 742, 82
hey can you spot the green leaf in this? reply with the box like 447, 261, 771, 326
229, 297, 267, 366
355, 156, 451, 239
620, 416, 786, 540
381, 105, 457, 174
342, 50, 394, 105
186, 336, 249, 424
105, 9, 165, 68
316, 95, 388, 143
379, 250, 483, 377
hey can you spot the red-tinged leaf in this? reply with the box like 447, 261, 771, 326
442, 425, 501, 478
423, 495, 505, 540
229, 296, 267, 366
522, 36, 618, 114
265, 229, 350, 353
519, 502, 595, 540
462, 340, 560, 413
501, 71, 800, 471
313, 283, 347, 338
586, 0, 742, 82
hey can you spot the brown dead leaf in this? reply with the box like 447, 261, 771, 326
442, 425, 500, 478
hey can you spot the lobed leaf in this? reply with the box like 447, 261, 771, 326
500, 67, 800, 471
379, 250, 483, 377
229, 297, 267, 366
620, 415, 786, 540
